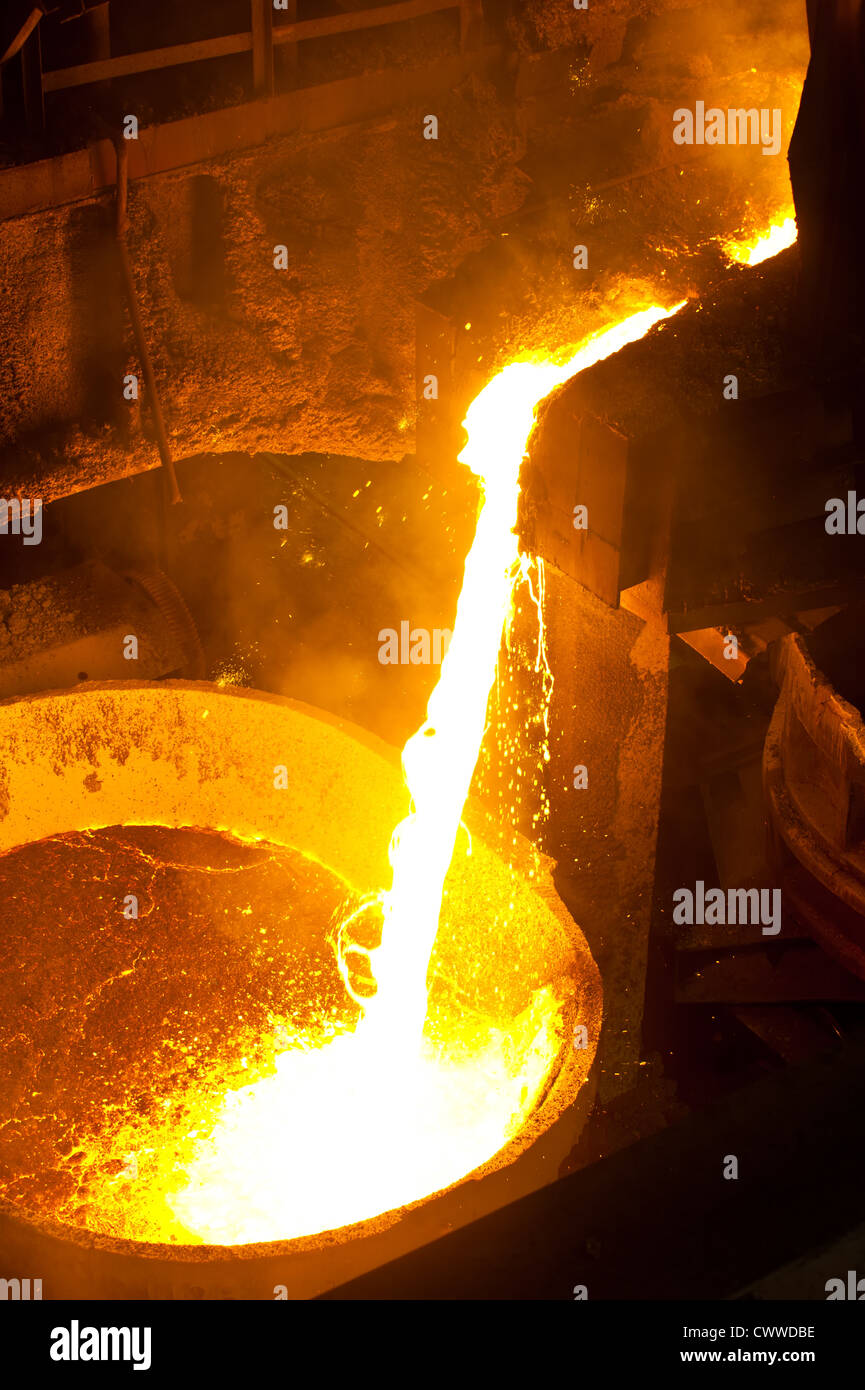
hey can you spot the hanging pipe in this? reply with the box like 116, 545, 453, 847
113, 134, 182, 505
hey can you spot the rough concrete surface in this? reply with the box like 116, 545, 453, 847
0, 75, 528, 502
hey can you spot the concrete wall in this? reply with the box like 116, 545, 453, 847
0, 61, 525, 502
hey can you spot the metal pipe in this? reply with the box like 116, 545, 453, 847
113, 135, 182, 506
0, 7, 44, 67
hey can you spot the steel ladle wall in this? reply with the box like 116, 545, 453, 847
0, 680, 601, 1298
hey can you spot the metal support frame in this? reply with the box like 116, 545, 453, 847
250, 0, 274, 97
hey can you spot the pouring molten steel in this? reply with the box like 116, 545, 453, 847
722, 211, 798, 266
364, 305, 686, 1052
165, 304, 683, 1243
151, 212, 798, 1240
0, 303, 691, 1249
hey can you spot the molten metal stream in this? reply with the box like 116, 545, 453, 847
0, 209, 800, 1248
722, 212, 797, 266
363, 304, 686, 1055
166, 304, 685, 1243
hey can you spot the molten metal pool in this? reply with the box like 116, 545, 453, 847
0, 683, 601, 1258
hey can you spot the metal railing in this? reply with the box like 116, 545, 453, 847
2, 0, 484, 133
